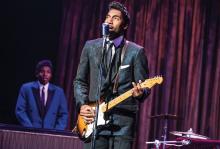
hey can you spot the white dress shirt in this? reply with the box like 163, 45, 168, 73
38, 81, 49, 106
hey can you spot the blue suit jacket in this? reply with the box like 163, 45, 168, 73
15, 81, 68, 130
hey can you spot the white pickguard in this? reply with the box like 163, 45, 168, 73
84, 102, 109, 138
80, 76, 164, 139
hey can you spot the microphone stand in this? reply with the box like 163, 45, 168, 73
90, 94, 100, 149
90, 36, 108, 149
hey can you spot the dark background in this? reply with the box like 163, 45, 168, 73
0, 0, 62, 124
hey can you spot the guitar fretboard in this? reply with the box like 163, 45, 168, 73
101, 76, 163, 113
102, 90, 133, 112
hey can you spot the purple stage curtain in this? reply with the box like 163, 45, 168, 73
56, 0, 220, 148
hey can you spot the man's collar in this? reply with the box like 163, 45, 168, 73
111, 35, 124, 48
38, 81, 49, 89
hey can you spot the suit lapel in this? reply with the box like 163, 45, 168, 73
111, 40, 129, 82
94, 39, 104, 66
100, 39, 125, 97
94, 39, 109, 79
110, 44, 123, 82
45, 86, 55, 113
32, 83, 45, 118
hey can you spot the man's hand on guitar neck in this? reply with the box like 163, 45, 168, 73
132, 80, 144, 98
80, 105, 95, 124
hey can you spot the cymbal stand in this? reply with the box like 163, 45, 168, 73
162, 118, 168, 149
149, 114, 179, 149
146, 139, 190, 149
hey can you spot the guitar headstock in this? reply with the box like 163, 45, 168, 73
141, 76, 163, 89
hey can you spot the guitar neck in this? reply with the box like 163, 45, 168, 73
101, 76, 163, 113
102, 89, 133, 113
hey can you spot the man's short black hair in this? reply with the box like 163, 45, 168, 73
35, 59, 53, 74
108, 1, 130, 26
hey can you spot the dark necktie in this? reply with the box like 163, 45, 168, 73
41, 87, 45, 106
105, 42, 114, 71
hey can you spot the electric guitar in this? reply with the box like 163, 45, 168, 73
75, 76, 163, 141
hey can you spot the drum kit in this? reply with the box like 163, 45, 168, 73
145, 114, 209, 149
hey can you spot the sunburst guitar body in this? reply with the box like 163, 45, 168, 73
75, 76, 163, 141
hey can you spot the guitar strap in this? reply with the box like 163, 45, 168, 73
113, 40, 129, 94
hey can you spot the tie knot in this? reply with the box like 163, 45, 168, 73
106, 41, 113, 51
42, 86, 45, 94
106, 40, 113, 49
108, 40, 113, 46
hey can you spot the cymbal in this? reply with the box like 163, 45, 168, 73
170, 128, 209, 139
150, 114, 178, 120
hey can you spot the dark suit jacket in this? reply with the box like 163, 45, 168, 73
74, 38, 149, 136
15, 81, 68, 130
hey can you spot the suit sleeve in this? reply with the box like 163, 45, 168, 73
15, 85, 33, 127
74, 41, 90, 112
133, 47, 150, 101
55, 88, 68, 130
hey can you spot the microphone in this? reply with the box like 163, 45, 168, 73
102, 23, 109, 37
102, 23, 109, 49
